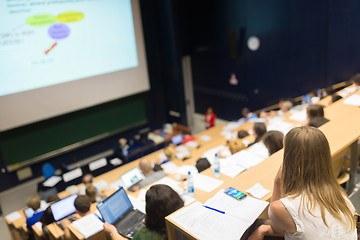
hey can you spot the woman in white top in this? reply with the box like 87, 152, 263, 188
249, 126, 357, 240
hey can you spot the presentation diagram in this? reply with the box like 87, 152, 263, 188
26, 11, 85, 54
0, 0, 138, 96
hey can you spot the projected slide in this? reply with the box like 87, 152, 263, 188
0, 0, 138, 96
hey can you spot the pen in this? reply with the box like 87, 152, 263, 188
203, 205, 225, 214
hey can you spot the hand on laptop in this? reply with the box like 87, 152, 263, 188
104, 222, 126, 240
61, 218, 71, 229
71, 213, 81, 221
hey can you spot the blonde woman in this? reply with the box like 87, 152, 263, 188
249, 126, 357, 240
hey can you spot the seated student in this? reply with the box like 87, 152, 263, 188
204, 107, 216, 129
61, 195, 92, 240
241, 107, 258, 122
349, 73, 360, 90
248, 127, 356, 240
248, 122, 267, 147
324, 86, 336, 97
238, 130, 250, 139
260, 98, 293, 118
26, 195, 45, 237
133, 159, 166, 190
181, 133, 196, 144
39, 206, 55, 240
262, 131, 284, 156
308, 116, 329, 128
85, 183, 97, 203
306, 104, 329, 126
104, 184, 184, 240
82, 173, 94, 184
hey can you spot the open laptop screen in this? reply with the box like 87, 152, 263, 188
97, 188, 133, 224
171, 134, 183, 145
51, 194, 78, 221
120, 168, 144, 189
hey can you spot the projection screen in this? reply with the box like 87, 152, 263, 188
0, 0, 149, 131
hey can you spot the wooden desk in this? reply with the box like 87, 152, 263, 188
6, 89, 359, 240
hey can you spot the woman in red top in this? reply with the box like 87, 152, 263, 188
204, 107, 216, 129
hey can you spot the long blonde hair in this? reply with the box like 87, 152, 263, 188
282, 126, 355, 230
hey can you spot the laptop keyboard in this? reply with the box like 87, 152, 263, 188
117, 210, 145, 237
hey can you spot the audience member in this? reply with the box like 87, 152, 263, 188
46, 195, 59, 203
39, 206, 55, 240
132, 159, 166, 190
306, 104, 329, 126
260, 98, 293, 118
324, 86, 336, 97
262, 131, 284, 155
85, 183, 97, 203
248, 127, 356, 239
104, 184, 184, 240
61, 195, 92, 240
204, 107, 216, 129
350, 73, 360, 89
241, 107, 258, 122
248, 122, 267, 147
308, 116, 329, 128
26, 195, 45, 237
117, 138, 130, 160
238, 130, 250, 139
196, 158, 211, 173
82, 173, 94, 184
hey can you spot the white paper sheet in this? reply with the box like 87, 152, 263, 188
343, 94, 360, 106
169, 201, 250, 240
42, 176, 62, 187
246, 183, 271, 199
185, 141, 199, 148
6, 211, 22, 222
158, 152, 168, 161
205, 189, 269, 222
161, 162, 180, 174
89, 158, 107, 171
71, 213, 104, 239
223, 122, 242, 131
175, 151, 191, 159
93, 180, 108, 190
247, 142, 270, 159
109, 158, 122, 166
227, 150, 266, 169
289, 109, 307, 122
137, 189, 148, 202
128, 195, 146, 214
176, 165, 198, 176
110, 179, 123, 190
199, 135, 212, 141
34, 222, 43, 232
176, 145, 188, 152
193, 174, 223, 192
202, 145, 227, 165
62, 168, 83, 183
220, 163, 246, 178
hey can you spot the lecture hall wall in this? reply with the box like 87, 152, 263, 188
149, 0, 360, 120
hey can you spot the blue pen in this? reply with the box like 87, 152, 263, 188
203, 205, 225, 214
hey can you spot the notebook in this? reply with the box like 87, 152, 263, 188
97, 188, 145, 238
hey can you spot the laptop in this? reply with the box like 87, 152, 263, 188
51, 194, 78, 223
120, 168, 144, 189
97, 188, 145, 238
171, 134, 184, 145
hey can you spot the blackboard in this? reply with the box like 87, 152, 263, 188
0, 94, 147, 170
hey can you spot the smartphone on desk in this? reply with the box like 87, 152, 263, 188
224, 187, 247, 200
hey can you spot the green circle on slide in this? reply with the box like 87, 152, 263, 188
26, 14, 56, 26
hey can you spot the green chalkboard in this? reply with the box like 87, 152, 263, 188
0, 94, 147, 170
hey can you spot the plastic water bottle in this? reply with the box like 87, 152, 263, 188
186, 171, 194, 197
317, 88, 322, 99
214, 153, 221, 177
